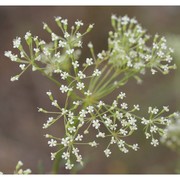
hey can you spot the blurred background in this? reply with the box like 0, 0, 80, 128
0, 6, 180, 174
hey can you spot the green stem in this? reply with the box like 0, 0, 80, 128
92, 65, 114, 93
93, 68, 122, 98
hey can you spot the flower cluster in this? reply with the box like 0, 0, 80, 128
41, 89, 175, 169
5, 15, 177, 171
108, 15, 176, 82
4, 16, 94, 82
161, 112, 180, 151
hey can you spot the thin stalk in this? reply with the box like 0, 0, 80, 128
92, 65, 114, 93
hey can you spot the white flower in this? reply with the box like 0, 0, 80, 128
10, 54, 18, 61
65, 161, 74, 170
77, 71, 86, 79
47, 117, 53, 124
46, 91, 52, 96
60, 85, 69, 93
169, 47, 174, 53
61, 108, 68, 115
110, 124, 117, 131
43, 47, 50, 56
110, 137, 117, 144
59, 40, 67, 47
87, 42, 93, 48
92, 69, 101, 77
157, 51, 164, 58
76, 82, 85, 90
24, 32, 31, 40
111, 100, 118, 109
43, 23, 48, 29
104, 149, 111, 157
118, 92, 126, 99
165, 55, 173, 63
150, 125, 158, 133
34, 48, 40, 53
66, 49, 74, 55
13, 37, 21, 48
148, 107, 159, 114
76, 154, 83, 164
39, 40, 46, 45
77, 41, 82, 47
116, 111, 123, 120
4, 50, 12, 58
75, 20, 84, 26
84, 90, 92, 96
128, 117, 137, 126
86, 58, 93, 66
61, 137, 70, 147
145, 132, 151, 139
121, 147, 129, 153
132, 144, 139, 151
33, 37, 39, 43
19, 64, 25, 70
68, 111, 74, 119
87, 24, 94, 30
151, 139, 159, 147
45, 134, 50, 138
121, 102, 128, 109
163, 106, 169, 112
134, 104, 140, 111
64, 32, 70, 38
76, 32, 82, 38
17, 161, 23, 168
151, 69, 157, 75
38, 108, 44, 112
68, 126, 76, 133
92, 120, 100, 129
61, 19, 68, 25
72, 147, 79, 155
104, 118, 112, 127
75, 134, 83, 141
73, 101, 81, 106
62, 152, 70, 160
52, 100, 58, 107
97, 101, 105, 108
122, 15, 130, 25
48, 139, 57, 147
86, 106, 94, 113
55, 16, 62, 21
111, 14, 117, 20
119, 129, 128, 136
79, 109, 87, 118
51, 153, 56, 160
54, 52, 61, 58
51, 33, 59, 41
96, 132, 105, 138
60, 72, 69, 80
10, 75, 19, 82
141, 117, 150, 125
161, 43, 167, 50
130, 18, 137, 24
97, 53, 103, 59
118, 140, 125, 148
42, 123, 48, 129
89, 141, 98, 147
72, 61, 79, 68
153, 42, 159, 49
